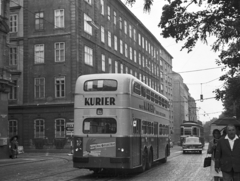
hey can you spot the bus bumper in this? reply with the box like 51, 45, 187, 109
73, 156, 131, 169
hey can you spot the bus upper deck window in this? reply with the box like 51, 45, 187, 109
84, 79, 117, 91
141, 86, 146, 97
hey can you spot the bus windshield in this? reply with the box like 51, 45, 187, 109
83, 118, 117, 134
84, 79, 117, 91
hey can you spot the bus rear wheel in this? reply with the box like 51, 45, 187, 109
146, 150, 153, 170
141, 149, 147, 172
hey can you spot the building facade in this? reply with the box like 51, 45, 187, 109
0, 0, 13, 158
9, 0, 173, 150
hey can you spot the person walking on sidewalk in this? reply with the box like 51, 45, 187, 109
208, 129, 222, 181
10, 135, 19, 159
215, 124, 240, 181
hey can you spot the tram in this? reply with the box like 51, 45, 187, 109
180, 121, 204, 147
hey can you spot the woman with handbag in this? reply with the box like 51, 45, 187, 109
207, 129, 222, 181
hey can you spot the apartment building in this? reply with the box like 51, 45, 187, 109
8, 0, 173, 150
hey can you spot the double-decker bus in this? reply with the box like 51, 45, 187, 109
73, 74, 170, 173
180, 121, 204, 147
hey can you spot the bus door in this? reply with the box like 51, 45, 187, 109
132, 118, 141, 167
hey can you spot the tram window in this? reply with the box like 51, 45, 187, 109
155, 94, 159, 104
193, 127, 197, 136
133, 82, 141, 95
159, 124, 162, 135
84, 79, 117, 91
181, 127, 184, 135
142, 121, 147, 134
151, 92, 154, 102
146, 89, 150, 100
83, 118, 117, 134
141, 86, 146, 97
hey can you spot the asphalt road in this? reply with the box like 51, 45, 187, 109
0, 145, 212, 181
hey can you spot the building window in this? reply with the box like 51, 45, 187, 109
9, 47, 17, 65
119, 17, 122, 29
120, 64, 123, 73
115, 61, 118, 73
142, 57, 145, 68
130, 69, 133, 75
142, 37, 145, 49
114, 36, 117, 51
100, 0, 104, 15
138, 54, 141, 65
34, 44, 44, 64
114, 11, 116, 25
55, 42, 65, 62
84, 46, 93, 66
101, 54, 105, 72
34, 77, 45, 99
108, 31, 111, 47
146, 40, 148, 52
84, 13, 92, 35
135, 72, 138, 78
9, 120, 18, 138
10, 14, 18, 33
138, 33, 141, 46
107, 6, 110, 20
120, 40, 123, 54
139, 73, 142, 81
133, 29, 136, 41
55, 77, 65, 98
125, 44, 128, 58
129, 25, 132, 38
54, 9, 64, 28
108, 58, 112, 73
35, 12, 44, 30
34, 119, 45, 138
124, 20, 127, 34
101, 26, 105, 43
134, 50, 137, 63
125, 66, 128, 74
9, 80, 17, 100
143, 75, 145, 83
55, 118, 65, 138
85, 0, 91, 5
130, 47, 132, 60
0, 0, 2, 16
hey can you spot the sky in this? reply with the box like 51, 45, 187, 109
123, 0, 226, 123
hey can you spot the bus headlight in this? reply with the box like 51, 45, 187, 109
121, 148, 124, 152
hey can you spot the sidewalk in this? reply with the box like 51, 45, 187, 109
0, 152, 73, 167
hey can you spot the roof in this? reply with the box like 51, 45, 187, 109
212, 117, 240, 126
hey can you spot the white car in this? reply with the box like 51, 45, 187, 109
182, 137, 202, 154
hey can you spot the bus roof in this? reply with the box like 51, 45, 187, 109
75, 73, 169, 100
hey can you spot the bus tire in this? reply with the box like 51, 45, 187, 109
162, 147, 168, 163
141, 149, 147, 172
146, 150, 153, 170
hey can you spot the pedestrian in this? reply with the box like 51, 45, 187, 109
10, 135, 19, 159
215, 124, 240, 181
207, 129, 222, 181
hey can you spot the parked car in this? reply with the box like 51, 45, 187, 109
182, 137, 202, 154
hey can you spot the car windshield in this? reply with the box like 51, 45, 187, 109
185, 137, 199, 143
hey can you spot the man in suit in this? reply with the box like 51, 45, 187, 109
215, 124, 240, 181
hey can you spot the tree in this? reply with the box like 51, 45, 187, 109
125, 0, 240, 117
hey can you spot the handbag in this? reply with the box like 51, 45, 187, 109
203, 156, 211, 167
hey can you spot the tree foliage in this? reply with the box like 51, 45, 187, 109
125, 0, 240, 118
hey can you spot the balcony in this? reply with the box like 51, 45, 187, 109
0, 67, 14, 93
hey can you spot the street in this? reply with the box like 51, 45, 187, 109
0, 145, 212, 181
